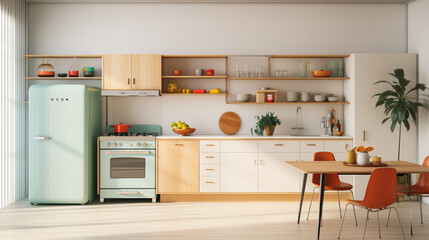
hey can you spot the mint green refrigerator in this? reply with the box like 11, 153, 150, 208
29, 84, 100, 204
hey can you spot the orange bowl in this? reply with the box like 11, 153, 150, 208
173, 70, 182, 76
310, 70, 332, 77
172, 128, 196, 136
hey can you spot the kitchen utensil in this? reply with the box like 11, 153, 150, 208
112, 123, 133, 133
301, 92, 311, 102
327, 96, 338, 102
37, 59, 55, 77
206, 69, 215, 76
57, 73, 67, 77
287, 91, 299, 102
219, 112, 241, 135
173, 70, 182, 76
235, 93, 251, 102
314, 94, 326, 102
68, 71, 79, 77
172, 128, 196, 136
310, 70, 332, 77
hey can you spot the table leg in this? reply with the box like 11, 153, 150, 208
317, 173, 326, 240
298, 173, 308, 224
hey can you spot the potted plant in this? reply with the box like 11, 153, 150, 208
373, 68, 428, 184
251, 112, 281, 136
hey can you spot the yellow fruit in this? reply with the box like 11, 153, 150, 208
182, 125, 188, 129
177, 121, 182, 125
170, 122, 177, 127
172, 125, 178, 129
177, 124, 182, 128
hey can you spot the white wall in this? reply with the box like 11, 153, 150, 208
28, 2, 407, 135
408, 0, 429, 204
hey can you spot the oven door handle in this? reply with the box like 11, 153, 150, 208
117, 191, 140, 195
105, 151, 152, 155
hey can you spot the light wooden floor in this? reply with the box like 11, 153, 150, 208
0, 198, 428, 240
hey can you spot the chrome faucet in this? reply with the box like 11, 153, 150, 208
293, 106, 303, 135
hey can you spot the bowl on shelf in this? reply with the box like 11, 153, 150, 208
314, 94, 326, 102
236, 93, 251, 102
310, 70, 332, 77
83, 71, 95, 77
57, 73, 67, 77
327, 96, 338, 102
172, 128, 196, 136
173, 70, 182, 76
68, 71, 79, 77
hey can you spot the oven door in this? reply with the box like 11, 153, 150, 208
100, 150, 155, 189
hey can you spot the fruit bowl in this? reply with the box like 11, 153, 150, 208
172, 128, 196, 136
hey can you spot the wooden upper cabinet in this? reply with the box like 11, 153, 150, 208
102, 54, 132, 90
132, 54, 161, 90
157, 140, 199, 193
102, 54, 161, 91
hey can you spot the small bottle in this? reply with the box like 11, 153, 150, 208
332, 125, 339, 136
336, 120, 341, 132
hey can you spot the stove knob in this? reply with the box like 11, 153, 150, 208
142, 143, 148, 147
136, 142, 141, 147
146, 143, 152, 146
112, 142, 118, 147
119, 143, 123, 147
106, 142, 111, 147
130, 143, 133, 146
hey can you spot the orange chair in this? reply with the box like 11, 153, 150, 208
338, 168, 406, 240
307, 152, 357, 225
387, 156, 429, 226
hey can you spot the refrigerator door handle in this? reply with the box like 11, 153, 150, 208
34, 136, 52, 140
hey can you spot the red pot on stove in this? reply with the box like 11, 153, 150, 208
112, 123, 133, 133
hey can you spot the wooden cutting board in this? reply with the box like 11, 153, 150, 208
219, 112, 241, 135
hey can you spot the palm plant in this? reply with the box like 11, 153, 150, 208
373, 68, 428, 162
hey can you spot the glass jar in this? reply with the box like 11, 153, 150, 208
167, 81, 177, 93
37, 59, 55, 77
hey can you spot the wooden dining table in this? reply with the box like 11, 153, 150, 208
283, 160, 429, 239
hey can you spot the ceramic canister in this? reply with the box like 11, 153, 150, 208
356, 151, 370, 165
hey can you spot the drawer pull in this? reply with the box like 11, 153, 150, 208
275, 144, 284, 146
205, 144, 215, 146
254, 159, 257, 165
260, 160, 265, 166
205, 169, 215, 171
205, 181, 216, 184
205, 156, 215, 159
175, 144, 184, 146
128, 78, 130, 85
307, 144, 316, 146
133, 78, 136, 84
117, 191, 139, 195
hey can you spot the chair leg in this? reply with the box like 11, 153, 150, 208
337, 191, 342, 218
350, 190, 358, 226
386, 208, 392, 227
338, 203, 350, 239
392, 207, 406, 240
419, 196, 423, 224
307, 187, 317, 220
362, 209, 370, 240
377, 211, 381, 239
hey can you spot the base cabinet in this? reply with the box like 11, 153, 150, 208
258, 153, 300, 192
220, 153, 258, 192
157, 140, 199, 193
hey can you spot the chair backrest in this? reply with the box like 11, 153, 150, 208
312, 152, 342, 186
414, 156, 429, 188
361, 168, 397, 209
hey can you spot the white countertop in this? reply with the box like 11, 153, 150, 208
157, 135, 353, 140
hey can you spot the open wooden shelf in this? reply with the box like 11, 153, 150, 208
271, 55, 350, 58
162, 93, 227, 95
228, 101, 350, 105
163, 76, 227, 79
228, 77, 350, 80
25, 77, 102, 80
25, 55, 102, 58
162, 55, 228, 58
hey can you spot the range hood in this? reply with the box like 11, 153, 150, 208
101, 90, 160, 96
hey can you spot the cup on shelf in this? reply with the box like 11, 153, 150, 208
193, 69, 204, 76
206, 69, 215, 76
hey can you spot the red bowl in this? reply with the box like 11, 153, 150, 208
69, 71, 79, 77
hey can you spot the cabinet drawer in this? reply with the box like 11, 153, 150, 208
324, 140, 353, 153
200, 177, 220, 192
220, 140, 258, 153
200, 141, 219, 152
200, 164, 219, 177
258, 140, 300, 153
200, 152, 220, 164
300, 140, 324, 153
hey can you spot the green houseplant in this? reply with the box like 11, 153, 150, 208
251, 112, 281, 136
373, 68, 428, 184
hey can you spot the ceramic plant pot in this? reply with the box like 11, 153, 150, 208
264, 125, 276, 136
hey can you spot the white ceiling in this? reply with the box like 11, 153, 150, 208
26, 0, 413, 4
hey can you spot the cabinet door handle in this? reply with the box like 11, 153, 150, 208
128, 78, 130, 85
205, 156, 215, 159
307, 144, 316, 146
205, 169, 215, 171
274, 144, 284, 146
363, 130, 366, 141
133, 78, 136, 85
205, 181, 215, 184
254, 159, 257, 165
175, 144, 184, 146
260, 160, 265, 166
205, 144, 215, 146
